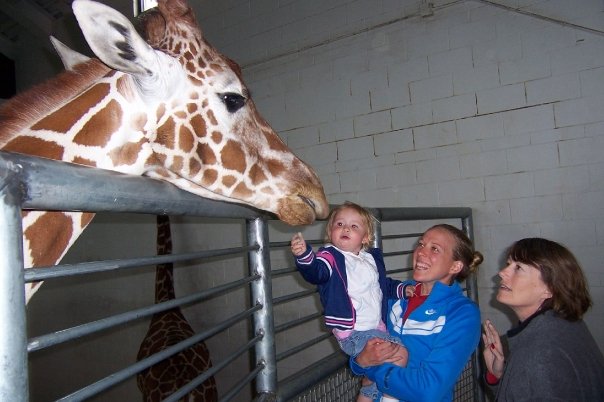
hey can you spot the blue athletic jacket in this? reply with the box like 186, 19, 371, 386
294, 245, 408, 330
350, 281, 481, 402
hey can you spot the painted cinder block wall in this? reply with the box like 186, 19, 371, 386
193, 0, 604, 351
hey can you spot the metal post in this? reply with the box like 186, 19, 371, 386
371, 213, 383, 250
462, 214, 485, 402
246, 218, 277, 398
0, 165, 28, 401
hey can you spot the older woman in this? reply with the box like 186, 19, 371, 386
482, 238, 604, 401
351, 224, 483, 402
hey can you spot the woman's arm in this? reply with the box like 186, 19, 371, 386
353, 302, 481, 402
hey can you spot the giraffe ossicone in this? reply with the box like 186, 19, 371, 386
0, 0, 328, 303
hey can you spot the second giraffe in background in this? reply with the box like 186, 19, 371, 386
137, 215, 218, 402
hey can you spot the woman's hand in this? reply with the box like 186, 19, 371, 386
482, 319, 505, 379
355, 338, 409, 368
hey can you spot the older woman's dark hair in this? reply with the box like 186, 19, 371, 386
429, 224, 483, 282
507, 238, 592, 321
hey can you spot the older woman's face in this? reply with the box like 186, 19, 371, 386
497, 259, 552, 321
412, 228, 462, 294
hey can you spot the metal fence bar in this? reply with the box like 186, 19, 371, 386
0, 150, 484, 401
28, 274, 259, 352
277, 352, 347, 402
166, 333, 263, 402
274, 312, 323, 334
0, 151, 264, 219
24, 246, 255, 282
0, 164, 29, 402
276, 333, 332, 362
247, 218, 278, 396
56, 305, 262, 402
462, 215, 485, 402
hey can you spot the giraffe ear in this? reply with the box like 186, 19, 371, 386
72, 0, 159, 77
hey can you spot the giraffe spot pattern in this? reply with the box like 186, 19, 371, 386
265, 130, 289, 152
25, 212, 73, 267
221, 140, 246, 173
188, 158, 201, 176
233, 181, 253, 199
154, 153, 167, 166
31, 83, 111, 133
109, 139, 145, 166
178, 126, 194, 152
196, 142, 216, 165
249, 164, 268, 186
189, 114, 207, 138
211, 131, 222, 143
209, 63, 223, 73
157, 117, 176, 149
197, 56, 206, 69
74, 99, 123, 147
72, 156, 96, 167
202, 169, 217, 186
222, 175, 236, 188
185, 61, 195, 74
3, 137, 64, 160
80, 212, 94, 229
171, 155, 183, 171
267, 159, 287, 177
186, 103, 197, 114
206, 110, 217, 126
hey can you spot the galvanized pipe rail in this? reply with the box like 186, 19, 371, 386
0, 151, 483, 402
0, 151, 272, 402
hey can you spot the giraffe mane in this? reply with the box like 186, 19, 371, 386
0, 59, 111, 145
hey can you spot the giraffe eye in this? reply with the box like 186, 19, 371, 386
220, 93, 246, 113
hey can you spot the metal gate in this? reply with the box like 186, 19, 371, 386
0, 151, 484, 402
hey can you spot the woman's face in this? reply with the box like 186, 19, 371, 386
412, 228, 462, 294
496, 259, 552, 322
328, 207, 369, 254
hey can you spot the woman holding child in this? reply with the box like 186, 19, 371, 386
351, 223, 484, 402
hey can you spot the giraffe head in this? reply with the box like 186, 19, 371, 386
70, 0, 328, 225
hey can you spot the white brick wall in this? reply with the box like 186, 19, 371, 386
232, 0, 604, 356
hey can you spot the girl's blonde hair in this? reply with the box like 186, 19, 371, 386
324, 201, 375, 250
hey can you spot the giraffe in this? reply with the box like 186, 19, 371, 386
0, 0, 329, 304
136, 215, 217, 402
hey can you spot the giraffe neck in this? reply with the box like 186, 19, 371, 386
0, 60, 109, 152
155, 215, 176, 303
0, 59, 158, 175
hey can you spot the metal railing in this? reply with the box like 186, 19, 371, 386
0, 151, 484, 402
